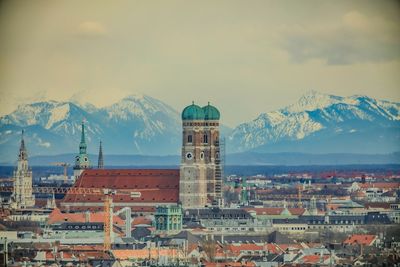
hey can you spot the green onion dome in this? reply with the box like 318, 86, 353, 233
182, 101, 205, 120
202, 102, 220, 120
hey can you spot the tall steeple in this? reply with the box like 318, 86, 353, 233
74, 120, 90, 180
18, 130, 27, 161
11, 130, 35, 209
79, 121, 87, 154
98, 141, 104, 169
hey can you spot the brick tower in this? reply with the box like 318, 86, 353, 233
179, 102, 221, 209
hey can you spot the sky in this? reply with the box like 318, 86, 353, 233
0, 0, 399, 127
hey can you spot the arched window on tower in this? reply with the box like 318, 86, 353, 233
187, 134, 192, 143
203, 134, 208, 144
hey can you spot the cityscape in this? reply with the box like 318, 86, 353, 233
0, 101, 399, 266
1, 1, 400, 267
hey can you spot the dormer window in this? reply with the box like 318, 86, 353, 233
187, 135, 192, 143
203, 134, 208, 144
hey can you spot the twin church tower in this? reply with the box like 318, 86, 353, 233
179, 102, 222, 208
73, 101, 223, 209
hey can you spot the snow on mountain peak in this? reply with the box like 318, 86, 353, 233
228, 91, 400, 153
284, 90, 343, 113
45, 103, 70, 129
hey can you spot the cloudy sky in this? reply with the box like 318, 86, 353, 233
0, 0, 399, 127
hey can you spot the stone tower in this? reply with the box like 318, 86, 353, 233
179, 102, 221, 209
98, 141, 104, 169
73, 121, 90, 180
11, 130, 35, 209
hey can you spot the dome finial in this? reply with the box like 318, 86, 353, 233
208, 101, 210, 105
192, 101, 194, 105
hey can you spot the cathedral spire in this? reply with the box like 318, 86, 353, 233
79, 120, 87, 154
98, 141, 104, 169
18, 130, 27, 161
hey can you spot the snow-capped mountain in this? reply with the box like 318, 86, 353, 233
228, 91, 400, 154
1, 91, 399, 164
0, 94, 181, 163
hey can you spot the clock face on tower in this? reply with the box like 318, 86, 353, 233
186, 152, 193, 160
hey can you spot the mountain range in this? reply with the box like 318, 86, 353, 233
0, 91, 399, 164
229, 91, 400, 154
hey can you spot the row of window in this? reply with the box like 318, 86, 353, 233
183, 122, 219, 126
279, 226, 307, 231
187, 134, 209, 144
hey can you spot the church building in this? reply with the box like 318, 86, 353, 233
62, 101, 222, 212
11, 130, 35, 209
179, 102, 222, 208
73, 121, 91, 181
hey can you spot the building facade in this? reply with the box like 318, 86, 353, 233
73, 121, 91, 180
154, 205, 183, 234
11, 131, 35, 209
179, 102, 222, 209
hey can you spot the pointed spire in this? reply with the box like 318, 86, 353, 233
18, 130, 27, 160
98, 141, 104, 169
81, 120, 86, 144
79, 120, 87, 154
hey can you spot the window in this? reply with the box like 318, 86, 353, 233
187, 135, 192, 143
203, 134, 208, 144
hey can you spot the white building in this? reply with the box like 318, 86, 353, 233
11, 131, 35, 209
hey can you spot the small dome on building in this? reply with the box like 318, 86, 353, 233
182, 102, 205, 120
202, 102, 220, 120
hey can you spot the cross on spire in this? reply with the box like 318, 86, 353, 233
18, 129, 27, 160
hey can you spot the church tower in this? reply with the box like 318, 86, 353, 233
98, 141, 104, 169
73, 121, 91, 180
11, 130, 35, 209
179, 102, 221, 209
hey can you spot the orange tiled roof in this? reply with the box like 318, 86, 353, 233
132, 216, 152, 226
359, 182, 400, 189
48, 208, 125, 226
204, 262, 256, 267
343, 234, 376, 246
300, 254, 329, 264
264, 243, 282, 254
112, 249, 180, 260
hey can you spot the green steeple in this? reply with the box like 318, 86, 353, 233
75, 120, 90, 169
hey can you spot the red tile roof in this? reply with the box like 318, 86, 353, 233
204, 262, 255, 267
359, 182, 400, 189
112, 248, 180, 260
132, 216, 152, 226
343, 234, 376, 246
300, 254, 329, 264
61, 169, 179, 211
48, 208, 125, 226
244, 207, 305, 216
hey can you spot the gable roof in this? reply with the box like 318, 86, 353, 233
61, 169, 180, 209
48, 208, 125, 226
343, 234, 376, 246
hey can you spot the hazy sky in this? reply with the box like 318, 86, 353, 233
0, 0, 399, 127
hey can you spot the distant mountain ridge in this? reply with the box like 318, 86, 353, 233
3, 152, 399, 166
0, 94, 181, 163
227, 91, 400, 154
0, 91, 399, 164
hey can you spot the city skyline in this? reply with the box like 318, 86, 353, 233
0, 1, 399, 126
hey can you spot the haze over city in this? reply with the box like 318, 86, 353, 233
0, 1, 400, 266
